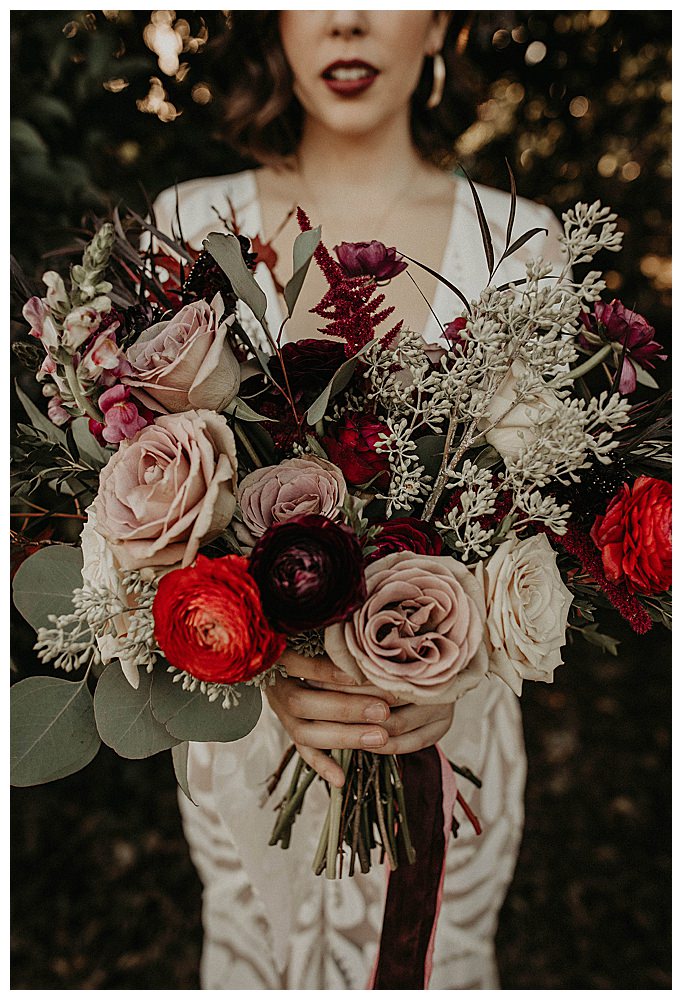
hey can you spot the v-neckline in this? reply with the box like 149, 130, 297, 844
245, 169, 461, 345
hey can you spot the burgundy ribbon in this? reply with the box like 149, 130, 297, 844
368, 745, 459, 989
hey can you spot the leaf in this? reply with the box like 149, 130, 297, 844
171, 742, 197, 805
11, 676, 100, 786
150, 667, 262, 743
14, 380, 66, 445
70, 416, 112, 469
631, 359, 659, 389
225, 397, 274, 422
284, 226, 321, 316
461, 167, 495, 279
204, 232, 270, 332
499, 227, 548, 263
94, 664, 180, 759
505, 159, 517, 251
396, 252, 471, 315
415, 434, 447, 478
306, 342, 372, 426
13, 544, 84, 632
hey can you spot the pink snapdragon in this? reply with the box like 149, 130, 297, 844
93, 385, 153, 444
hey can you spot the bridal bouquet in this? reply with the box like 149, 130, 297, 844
11, 180, 671, 893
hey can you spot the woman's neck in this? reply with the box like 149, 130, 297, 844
293, 111, 428, 203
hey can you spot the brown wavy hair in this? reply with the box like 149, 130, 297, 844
216, 12, 480, 167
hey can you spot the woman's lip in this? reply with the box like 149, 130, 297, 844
321, 61, 380, 97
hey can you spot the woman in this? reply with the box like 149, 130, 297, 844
152, 11, 565, 990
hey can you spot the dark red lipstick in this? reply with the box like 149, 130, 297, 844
321, 59, 379, 96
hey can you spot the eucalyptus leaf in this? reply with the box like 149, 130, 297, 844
13, 544, 83, 632
14, 380, 66, 445
204, 232, 270, 332
94, 664, 180, 759
225, 397, 274, 422
11, 676, 100, 786
150, 668, 262, 743
71, 416, 113, 469
306, 342, 371, 426
284, 226, 321, 316
171, 742, 197, 805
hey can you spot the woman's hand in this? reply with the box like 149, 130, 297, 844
266, 649, 455, 787
266, 649, 394, 787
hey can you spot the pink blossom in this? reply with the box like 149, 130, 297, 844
98, 384, 153, 444
22, 296, 60, 349
47, 395, 71, 427
80, 329, 133, 387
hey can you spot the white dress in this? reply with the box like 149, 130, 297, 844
152, 170, 564, 990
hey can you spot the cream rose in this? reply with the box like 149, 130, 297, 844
474, 533, 573, 694
325, 550, 488, 704
124, 293, 240, 413
238, 456, 347, 539
81, 508, 142, 688
479, 359, 563, 462
92, 409, 238, 571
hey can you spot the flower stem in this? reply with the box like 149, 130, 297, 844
552, 343, 613, 384
389, 755, 416, 865
63, 360, 101, 421
325, 749, 344, 879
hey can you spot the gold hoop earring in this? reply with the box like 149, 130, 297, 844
426, 52, 446, 110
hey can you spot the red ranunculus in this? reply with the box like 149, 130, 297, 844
367, 517, 443, 563
268, 338, 347, 398
248, 514, 367, 634
323, 413, 391, 487
590, 476, 672, 595
153, 554, 286, 683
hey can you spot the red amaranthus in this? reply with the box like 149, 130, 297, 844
297, 208, 401, 356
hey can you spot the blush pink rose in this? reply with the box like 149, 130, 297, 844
325, 550, 488, 704
124, 293, 240, 414
92, 409, 238, 570
238, 456, 347, 539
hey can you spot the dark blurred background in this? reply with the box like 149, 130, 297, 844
10, 10, 671, 989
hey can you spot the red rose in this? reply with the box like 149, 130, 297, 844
153, 554, 286, 683
367, 517, 443, 563
323, 413, 390, 487
590, 476, 672, 595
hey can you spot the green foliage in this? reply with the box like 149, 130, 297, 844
10, 675, 101, 786
284, 226, 322, 317
12, 544, 84, 632
93, 664, 181, 760
150, 668, 263, 742
305, 341, 372, 426
171, 742, 197, 805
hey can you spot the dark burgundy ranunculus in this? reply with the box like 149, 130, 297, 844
579, 300, 667, 394
248, 513, 367, 634
366, 517, 443, 564
323, 413, 391, 487
334, 241, 408, 281
268, 338, 347, 397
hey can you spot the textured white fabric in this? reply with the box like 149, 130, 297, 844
153, 170, 563, 989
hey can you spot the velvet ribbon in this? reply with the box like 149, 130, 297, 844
368, 744, 458, 989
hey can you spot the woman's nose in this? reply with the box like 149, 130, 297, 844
326, 10, 368, 40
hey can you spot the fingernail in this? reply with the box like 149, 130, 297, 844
364, 703, 388, 723
361, 731, 386, 748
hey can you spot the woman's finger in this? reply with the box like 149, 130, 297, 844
381, 703, 447, 738
295, 743, 346, 787
288, 718, 389, 752
278, 683, 391, 726
377, 717, 454, 756
277, 648, 357, 687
